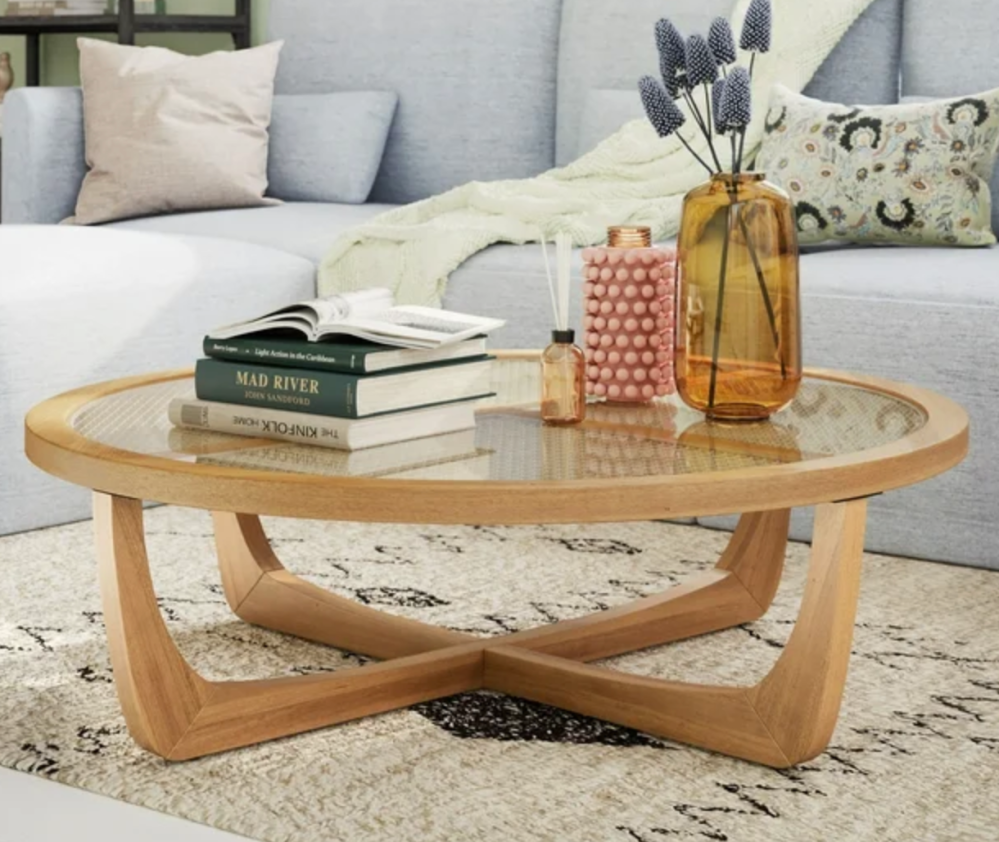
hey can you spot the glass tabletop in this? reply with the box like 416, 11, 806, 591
69, 357, 928, 483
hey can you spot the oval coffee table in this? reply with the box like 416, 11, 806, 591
24, 353, 968, 767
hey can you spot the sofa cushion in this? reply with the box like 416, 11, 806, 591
902, 0, 999, 235
576, 90, 646, 160
0, 87, 393, 226
268, 0, 562, 205
1, 87, 86, 225
268, 92, 399, 204
757, 85, 999, 247
902, 0, 999, 101
555, 0, 904, 166
106, 202, 397, 265
556, 0, 728, 167
0, 226, 317, 535
803, 0, 903, 107
73, 38, 283, 225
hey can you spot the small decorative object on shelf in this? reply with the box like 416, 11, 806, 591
109, 1, 165, 13
639, 0, 802, 421
7, 1, 109, 15
582, 226, 675, 404
0, 52, 13, 103
540, 233, 586, 426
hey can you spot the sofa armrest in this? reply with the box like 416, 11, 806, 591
1, 87, 86, 224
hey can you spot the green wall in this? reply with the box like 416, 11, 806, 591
0, 0, 269, 89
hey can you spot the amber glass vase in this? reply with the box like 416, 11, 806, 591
675, 173, 802, 421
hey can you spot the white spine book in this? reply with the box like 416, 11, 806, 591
167, 398, 476, 452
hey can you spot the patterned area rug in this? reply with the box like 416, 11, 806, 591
1, 507, 997, 842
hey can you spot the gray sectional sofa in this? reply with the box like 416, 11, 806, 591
2, 0, 997, 569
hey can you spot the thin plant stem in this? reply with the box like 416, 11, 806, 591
681, 89, 709, 136
682, 88, 723, 172
703, 84, 714, 139
736, 212, 787, 378
708, 203, 732, 411
729, 133, 738, 172
737, 128, 748, 174
677, 134, 715, 176
721, 174, 787, 385
745, 47, 759, 167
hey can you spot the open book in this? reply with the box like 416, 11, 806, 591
209, 289, 506, 350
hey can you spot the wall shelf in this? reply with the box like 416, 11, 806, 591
0, 1, 252, 84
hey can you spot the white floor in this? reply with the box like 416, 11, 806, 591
0, 767, 246, 841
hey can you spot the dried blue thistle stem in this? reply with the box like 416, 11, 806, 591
719, 66, 752, 131
740, 0, 772, 54
637, 76, 714, 175
655, 19, 687, 98
638, 76, 686, 137
685, 35, 718, 88
708, 17, 737, 66
712, 78, 728, 132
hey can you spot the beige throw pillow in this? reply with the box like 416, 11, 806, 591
73, 38, 283, 225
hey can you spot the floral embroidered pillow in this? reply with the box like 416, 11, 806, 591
756, 85, 999, 247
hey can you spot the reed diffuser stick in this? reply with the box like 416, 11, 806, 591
541, 237, 561, 330
541, 232, 573, 331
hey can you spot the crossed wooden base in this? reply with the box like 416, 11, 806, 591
94, 492, 867, 767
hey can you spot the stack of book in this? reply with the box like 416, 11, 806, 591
6, 1, 108, 15
169, 289, 505, 475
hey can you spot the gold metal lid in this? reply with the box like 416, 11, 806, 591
608, 226, 652, 248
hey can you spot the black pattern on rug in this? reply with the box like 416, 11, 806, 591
413, 692, 671, 749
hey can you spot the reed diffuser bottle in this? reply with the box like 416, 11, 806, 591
541, 233, 586, 425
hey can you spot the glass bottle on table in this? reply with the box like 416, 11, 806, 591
541, 329, 586, 426
674, 173, 802, 421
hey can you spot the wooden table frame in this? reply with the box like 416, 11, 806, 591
26, 363, 968, 767
99, 493, 861, 767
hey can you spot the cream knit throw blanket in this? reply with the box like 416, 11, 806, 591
318, 0, 876, 305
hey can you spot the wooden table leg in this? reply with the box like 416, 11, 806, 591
95, 493, 212, 756
95, 493, 855, 767
212, 508, 790, 666
213, 511, 474, 660
94, 493, 483, 760
483, 500, 867, 768
494, 508, 791, 661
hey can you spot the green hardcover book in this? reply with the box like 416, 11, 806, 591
195, 357, 495, 419
203, 335, 490, 374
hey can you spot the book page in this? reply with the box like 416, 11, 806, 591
312, 289, 394, 326
317, 306, 506, 348
209, 309, 318, 340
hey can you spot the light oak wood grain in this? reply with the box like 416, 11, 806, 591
95, 493, 213, 757
25, 363, 969, 524
494, 508, 790, 662
211, 509, 788, 667
749, 500, 868, 763
171, 644, 484, 761
92, 496, 841, 766
482, 501, 867, 767
213, 511, 473, 660
96, 493, 484, 761
483, 648, 793, 767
